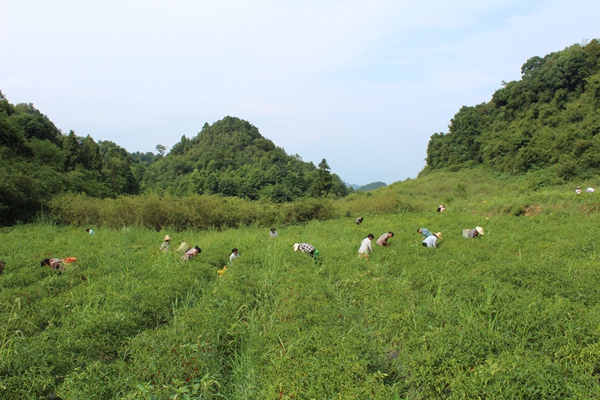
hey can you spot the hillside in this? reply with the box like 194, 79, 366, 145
424, 39, 600, 182
138, 116, 349, 201
0, 96, 348, 225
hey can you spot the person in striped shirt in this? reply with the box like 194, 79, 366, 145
294, 243, 316, 257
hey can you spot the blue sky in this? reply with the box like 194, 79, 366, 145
1, 0, 599, 185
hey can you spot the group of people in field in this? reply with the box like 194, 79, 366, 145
297, 211, 483, 262
25, 184, 600, 275
35, 204, 486, 275
351, 210, 485, 260
159, 234, 203, 260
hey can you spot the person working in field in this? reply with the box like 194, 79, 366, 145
465, 226, 484, 238
160, 235, 171, 253
358, 234, 374, 260
41, 258, 64, 271
229, 248, 240, 261
423, 232, 442, 248
417, 228, 433, 238
270, 227, 278, 238
294, 243, 317, 258
355, 217, 364, 225
376, 232, 394, 247
437, 205, 446, 212
182, 246, 201, 261
86, 228, 95, 235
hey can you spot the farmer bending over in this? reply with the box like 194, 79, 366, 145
182, 246, 201, 261
423, 232, 442, 248
466, 226, 484, 238
294, 243, 316, 257
376, 232, 394, 247
417, 228, 433, 238
41, 258, 64, 271
358, 234, 374, 260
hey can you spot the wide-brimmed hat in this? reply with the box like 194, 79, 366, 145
163, 234, 171, 241
435, 232, 442, 238
475, 226, 485, 235
293, 243, 300, 251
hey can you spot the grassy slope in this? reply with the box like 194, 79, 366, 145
1, 171, 600, 398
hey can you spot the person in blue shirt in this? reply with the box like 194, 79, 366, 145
417, 228, 432, 238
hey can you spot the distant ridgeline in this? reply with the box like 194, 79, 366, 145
424, 39, 600, 181
0, 96, 348, 225
356, 181, 387, 191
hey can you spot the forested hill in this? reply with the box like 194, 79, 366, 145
0, 95, 348, 226
424, 39, 600, 182
138, 116, 349, 201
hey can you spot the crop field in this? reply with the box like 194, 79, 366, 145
1, 206, 600, 398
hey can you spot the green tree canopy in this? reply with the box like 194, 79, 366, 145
424, 39, 600, 181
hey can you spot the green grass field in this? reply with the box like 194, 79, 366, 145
2, 198, 600, 398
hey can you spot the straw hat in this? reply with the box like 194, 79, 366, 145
163, 234, 171, 241
293, 243, 300, 251
475, 226, 485, 235
435, 232, 442, 238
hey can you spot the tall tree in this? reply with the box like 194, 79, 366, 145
311, 159, 333, 197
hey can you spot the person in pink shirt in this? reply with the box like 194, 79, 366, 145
376, 232, 394, 246
182, 246, 201, 261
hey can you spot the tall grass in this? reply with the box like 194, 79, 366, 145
47, 169, 600, 234
1, 200, 600, 398
1, 169, 599, 398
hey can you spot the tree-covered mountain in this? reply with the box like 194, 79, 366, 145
138, 116, 349, 202
424, 39, 600, 182
0, 96, 348, 225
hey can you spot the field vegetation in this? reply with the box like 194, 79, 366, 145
2, 170, 600, 399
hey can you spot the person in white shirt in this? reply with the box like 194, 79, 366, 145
422, 232, 442, 248
229, 248, 240, 261
358, 234, 374, 260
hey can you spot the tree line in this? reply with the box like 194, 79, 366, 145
0, 96, 348, 226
